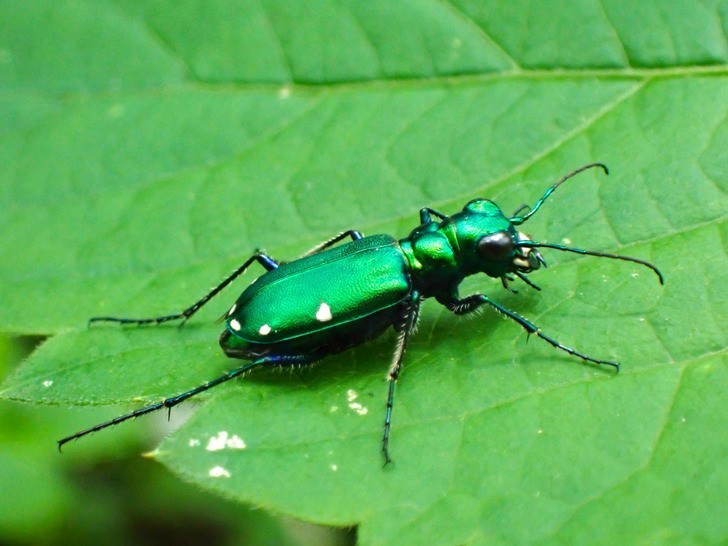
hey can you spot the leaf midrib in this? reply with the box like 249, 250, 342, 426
4, 64, 724, 101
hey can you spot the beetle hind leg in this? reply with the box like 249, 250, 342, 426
57, 353, 318, 450
89, 252, 280, 327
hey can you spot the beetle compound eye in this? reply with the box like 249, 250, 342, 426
477, 231, 514, 262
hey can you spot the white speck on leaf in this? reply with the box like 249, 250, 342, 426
226, 435, 246, 449
346, 389, 368, 415
207, 431, 247, 451
209, 466, 231, 478
108, 104, 124, 118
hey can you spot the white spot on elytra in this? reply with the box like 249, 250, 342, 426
230, 318, 241, 331
316, 302, 332, 322
209, 466, 231, 478
227, 303, 237, 317
206, 431, 247, 451
42, 380, 53, 388
259, 324, 271, 335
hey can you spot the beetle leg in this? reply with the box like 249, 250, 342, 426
298, 230, 363, 258
58, 354, 317, 450
382, 293, 421, 466
420, 208, 449, 224
511, 203, 531, 217
89, 252, 280, 327
514, 271, 541, 291
445, 293, 619, 371
501, 275, 518, 293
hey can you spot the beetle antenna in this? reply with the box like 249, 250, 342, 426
511, 163, 609, 225
518, 242, 664, 285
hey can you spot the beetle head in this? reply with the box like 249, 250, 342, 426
452, 199, 545, 278
450, 163, 663, 287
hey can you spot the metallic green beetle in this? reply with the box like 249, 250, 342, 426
59, 163, 664, 463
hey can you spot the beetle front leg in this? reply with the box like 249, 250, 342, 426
444, 293, 619, 371
89, 252, 280, 327
382, 292, 421, 466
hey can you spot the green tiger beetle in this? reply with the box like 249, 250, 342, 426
59, 163, 664, 464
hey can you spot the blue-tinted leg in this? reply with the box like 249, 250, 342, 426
446, 293, 619, 371
299, 230, 363, 258
58, 354, 317, 450
89, 252, 280, 326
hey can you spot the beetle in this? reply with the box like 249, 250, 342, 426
59, 163, 664, 464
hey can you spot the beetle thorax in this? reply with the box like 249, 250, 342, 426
400, 222, 463, 298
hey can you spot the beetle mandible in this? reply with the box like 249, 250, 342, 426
59, 163, 664, 464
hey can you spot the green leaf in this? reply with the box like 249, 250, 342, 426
1, 1, 727, 545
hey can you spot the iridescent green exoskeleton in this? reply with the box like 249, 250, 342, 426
59, 163, 664, 464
